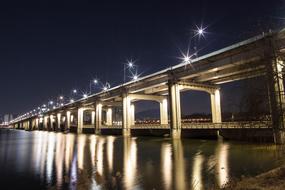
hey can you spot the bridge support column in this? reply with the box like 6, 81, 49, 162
267, 58, 285, 144
57, 113, 61, 131
169, 83, 181, 139
77, 108, 84, 133
160, 98, 168, 125
35, 118, 39, 130
210, 89, 222, 123
96, 103, 102, 134
123, 94, 131, 136
130, 104, 135, 125
66, 111, 71, 130
106, 108, 113, 126
91, 111, 95, 126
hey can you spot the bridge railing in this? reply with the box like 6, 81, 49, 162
131, 124, 170, 129
99, 121, 272, 129
181, 121, 272, 129
100, 125, 122, 129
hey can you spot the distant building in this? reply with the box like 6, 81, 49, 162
3, 114, 13, 125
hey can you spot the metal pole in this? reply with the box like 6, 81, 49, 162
123, 64, 126, 83
89, 81, 92, 95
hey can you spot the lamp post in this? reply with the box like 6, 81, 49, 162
124, 60, 137, 83
89, 79, 99, 94
181, 25, 207, 65
57, 96, 64, 107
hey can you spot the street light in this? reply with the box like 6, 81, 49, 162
124, 60, 137, 83
128, 61, 134, 68
102, 82, 111, 91
197, 28, 204, 36
183, 24, 207, 62
133, 74, 138, 81
193, 24, 207, 38
183, 55, 191, 64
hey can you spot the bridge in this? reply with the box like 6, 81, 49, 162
9, 28, 285, 144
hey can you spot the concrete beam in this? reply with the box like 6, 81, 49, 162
178, 81, 219, 94
129, 93, 167, 103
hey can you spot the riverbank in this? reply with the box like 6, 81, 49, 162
223, 165, 285, 190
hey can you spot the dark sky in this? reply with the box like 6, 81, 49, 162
0, 0, 284, 116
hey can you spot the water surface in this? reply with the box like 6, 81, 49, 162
0, 129, 284, 189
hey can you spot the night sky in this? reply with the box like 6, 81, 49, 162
0, 0, 284, 116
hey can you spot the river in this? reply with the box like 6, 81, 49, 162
0, 129, 284, 189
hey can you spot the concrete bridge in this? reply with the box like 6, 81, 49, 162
9, 29, 285, 144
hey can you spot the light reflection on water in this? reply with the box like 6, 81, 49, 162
161, 143, 172, 190
0, 129, 285, 189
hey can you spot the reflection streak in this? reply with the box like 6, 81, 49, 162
107, 136, 115, 172
56, 133, 64, 188
96, 137, 105, 176
124, 138, 137, 190
192, 153, 204, 190
173, 139, 186, 190
77, 135, 86, 170
161, 143, 172, 190
65, 134, 75, 172
217, 143, 229, 187
46, 133, 56, 185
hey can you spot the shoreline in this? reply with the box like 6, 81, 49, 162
223, 165, 285, 190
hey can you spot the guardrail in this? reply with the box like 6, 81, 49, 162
181, 121, 272, 129
100, 125, 122, 129
98, 121, 272, 129
131, 124, 169, 129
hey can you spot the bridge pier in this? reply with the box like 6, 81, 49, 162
66, 111, 71, 131
106, 107, 113, 126
169, 83, 181, 139
95, 103, 102, 134
130, 104, 135, 126
77, 108, 84, 133
122, 94, 131, 136
160, 98, 168, 125
210, 89, 222, 123
35, 118, 39, 130
91, 110, 95, 126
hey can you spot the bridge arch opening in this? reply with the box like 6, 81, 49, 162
133, 100, 161, 125
180, 90, 212, 124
